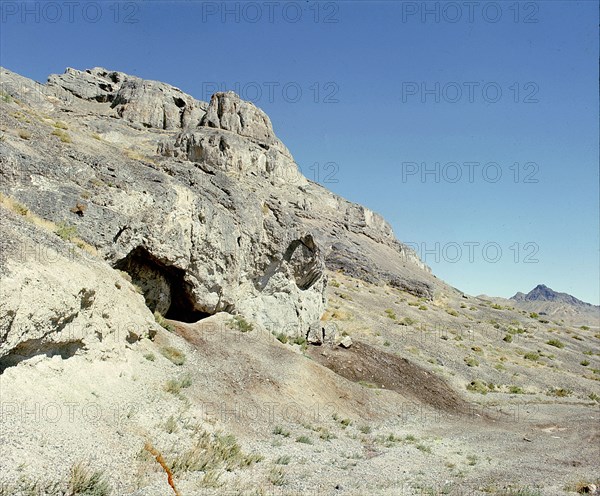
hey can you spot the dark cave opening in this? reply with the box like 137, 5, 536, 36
115, 247, 211, 323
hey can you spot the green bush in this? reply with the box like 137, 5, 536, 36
547, 339, 565, 349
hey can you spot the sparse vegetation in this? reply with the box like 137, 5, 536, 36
418, 305, 428, 311
160, 346, 186, 366
56, 222, 77, 241
274, 332, 288, 344
580, 360, 590, 366
509, 386, 525, 394
51, 128, 72, 143
272, 425, 290, 438
18, 129, 31, 140
154, 311, 175, 332
53, 120, 68, 130
547, 388, 572, 397
547, 339, 565, 349
169, 430, 262, 474
143, 353, 155, 361
228, 315, 253, 332
524, 352, 539, 361
268, 466, 286, 486
416, 443, 432, 453
69, 462, 111, 496
275, 455, 291, 465
466, 380, 489, 394
464, 356, 479, 367
446, 309, 459, 317
529, 312, 539, 319
385, 308, 397, 320
164, 375, 192, 394
295, 435, 313, 444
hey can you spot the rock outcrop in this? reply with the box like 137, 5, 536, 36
0, 66, 436, 368
48, 67, 208, 130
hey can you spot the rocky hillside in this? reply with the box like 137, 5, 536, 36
0, 66, 435, 362
1, 68, 598, 496
509, 285, 599, 327
512, 284, 597, 307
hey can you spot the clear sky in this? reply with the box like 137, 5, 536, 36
1, 1, 598, 304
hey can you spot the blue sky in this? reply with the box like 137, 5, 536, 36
1, 1, 598, 304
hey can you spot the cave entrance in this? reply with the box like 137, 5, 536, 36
115, 247, 211, 323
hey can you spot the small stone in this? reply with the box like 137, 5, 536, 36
339, 336, 353, 348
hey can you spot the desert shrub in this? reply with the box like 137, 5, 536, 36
524, 352, 539, 361
547, 339, 565, 349
56, 222, 77, 241
154, 311, 175, 332
418, 305, 428, 311
466, 381, 488, 394
170, 430, 262, 474
400, 317, 415, 326
295, 435, 312, 444
53, 120, 68, 130
69, 462, 111, 496
228, 315, 253, 332
275, 455, 291, 465
51, 129, 72, 143
160, 346, 186, 366
464, 356, 479, 367
580, 360, 590, 366
446, 309, 459, 317
269, 466, 286, 486
529, 312, 539, 319
272, 426, 290, 437
164, 375, 192, 394
503, 334, 513, 343
385, 309, 397, 320
18, 129, 31, 140
143, 353, 155, 361
547, 388, 572, 397
509, 385, 525, 394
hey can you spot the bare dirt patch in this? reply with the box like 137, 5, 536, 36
308, 340, 472, 415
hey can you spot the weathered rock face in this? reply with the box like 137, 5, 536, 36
0, 66, 435, 360
48, 67, 208, 130
201, 91, 284, 145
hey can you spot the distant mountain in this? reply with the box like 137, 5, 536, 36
511, 284, 595, 308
